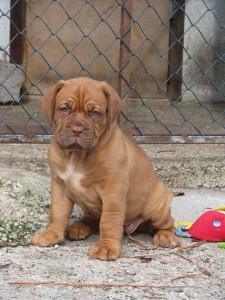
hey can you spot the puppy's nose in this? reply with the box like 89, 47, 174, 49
70, 125, 85, 136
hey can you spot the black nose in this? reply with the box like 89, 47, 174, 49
70, 125, 85, 136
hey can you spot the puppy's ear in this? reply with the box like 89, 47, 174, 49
41, 80, 64, 125
101, 82, 122, 129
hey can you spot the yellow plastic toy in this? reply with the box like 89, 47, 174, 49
174, 222, 193, 230
174, 222, 193, 237
215, 206, 225, 211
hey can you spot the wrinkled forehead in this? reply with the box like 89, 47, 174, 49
55, 79, 107, 108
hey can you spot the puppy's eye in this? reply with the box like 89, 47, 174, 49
59, 106, 70, 115
90, 110, 100, 118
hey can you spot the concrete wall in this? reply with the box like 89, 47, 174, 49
1, 0, 223, 102
182, 0, 225, 102
23, 0, 171, 98
0, 0, 10, 61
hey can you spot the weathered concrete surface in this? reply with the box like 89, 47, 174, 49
23, 0, 170, 98
0, 60, 24, 103
183, 0, 225, 102
0, 143, 224, 201
0, 229, 225, 300
142, 143, 225, 190
0, 143, 225, 299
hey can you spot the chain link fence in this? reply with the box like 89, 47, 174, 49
0, 0, 225, 143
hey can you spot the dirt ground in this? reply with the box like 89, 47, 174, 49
0, 231, 225, 299
0, 189, 225, 299
0, 144, 225, 299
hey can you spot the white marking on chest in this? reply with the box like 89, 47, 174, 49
58, 161, 74, 182
72, 172, 86, 194
57, 161, 86, 194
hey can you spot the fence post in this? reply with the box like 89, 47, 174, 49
10, 0, 26, 64
167, 0, 185, 101
118, 0, 132, 124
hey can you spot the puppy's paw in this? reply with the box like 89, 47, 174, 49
153, 229, 181, 248
89, 242, 121, 261
67, 221, 92, 240
31, 230, 64, 247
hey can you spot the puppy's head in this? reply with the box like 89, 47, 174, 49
42, 77, 121, 150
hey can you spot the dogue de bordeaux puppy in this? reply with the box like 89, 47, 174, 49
31, 77, 181, 260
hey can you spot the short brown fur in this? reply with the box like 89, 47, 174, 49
31, 77, 180, 260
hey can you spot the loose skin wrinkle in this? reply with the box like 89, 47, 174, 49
31, 77, 181, 260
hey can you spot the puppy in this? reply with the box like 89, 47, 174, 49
31, 77, 180, 260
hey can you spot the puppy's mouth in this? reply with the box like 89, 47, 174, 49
67, 142, 82, 150
57, 130, 96, 151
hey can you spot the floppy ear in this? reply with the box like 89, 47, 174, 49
41, 80, 65, 125
100, 82, 122, 129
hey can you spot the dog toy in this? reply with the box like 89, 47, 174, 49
218, 242, 225, 249
188, 210, 225, 242
215, 206, 225, 211
174, 222, 192, 237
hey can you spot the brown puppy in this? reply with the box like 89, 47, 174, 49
31, 77, 180, 260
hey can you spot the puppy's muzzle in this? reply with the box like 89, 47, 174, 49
57, 121, 96, 150
70, 125, 87, 137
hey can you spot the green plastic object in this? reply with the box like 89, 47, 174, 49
218, 242, 225, 248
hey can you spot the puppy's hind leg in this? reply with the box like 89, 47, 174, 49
146, 192, 181, 249
67, 213, 99, 240
153, 227, 181, 248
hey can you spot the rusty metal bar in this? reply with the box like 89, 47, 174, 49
10, 0, 26, 64
167, 0, 185, 100
118, 0, 132, 123
1, 134, 225, 144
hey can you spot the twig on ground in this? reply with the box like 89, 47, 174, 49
9, 281, 194, 289
176, 240, 206, 251
0, 262, 12, 269
156, 150, 177, 154
0, 242, 19, 248
125, 230, 158, 250
171, 274, 197, 282
120, 254, 153, 259
172, 247, 212, 277
126, 231, 205, 253
201, 269, 212, 276
172, 252, 193, 263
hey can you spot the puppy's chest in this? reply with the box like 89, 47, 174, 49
56, 162, 98, 205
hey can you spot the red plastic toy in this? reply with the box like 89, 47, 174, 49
188, 210, 225, 242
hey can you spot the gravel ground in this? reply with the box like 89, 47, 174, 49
0, 143, 225, 299
0, 175, 225, 299
0, 176, 49, 243
0, 234, 225, 299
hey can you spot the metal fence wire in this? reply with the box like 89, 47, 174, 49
0, 0, 225, 143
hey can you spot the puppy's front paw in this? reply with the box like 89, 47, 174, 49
31, 230, 64, 247
67, 221, 92, 240
89, 241, 121, 261
153, 229, 181, 248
